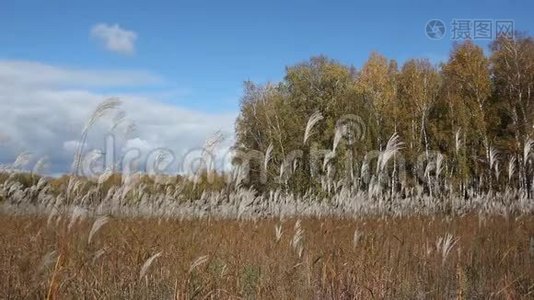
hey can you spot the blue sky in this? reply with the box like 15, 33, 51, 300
0, 0, 532, 174
1, 0, 532, 113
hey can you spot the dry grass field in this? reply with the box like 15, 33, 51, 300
1, 214, 533, 299
3, 3, 534, 300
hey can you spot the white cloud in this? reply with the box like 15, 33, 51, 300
91, 23, 137, 55
123, 138, 153, 153
0, 60, 161, 88
63, 140, 85, 153
0, 60, 237, 175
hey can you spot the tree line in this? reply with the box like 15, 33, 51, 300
233, 34, 534, 197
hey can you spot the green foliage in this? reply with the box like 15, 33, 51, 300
241, 265, 261, 298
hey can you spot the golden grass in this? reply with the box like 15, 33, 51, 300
0, 214, 533, 299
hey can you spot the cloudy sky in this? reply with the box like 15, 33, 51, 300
0, 0, 532, 175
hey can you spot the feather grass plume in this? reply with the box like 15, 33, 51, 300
72, 98, 122, 175
455, 129, 462, 154
322, 151, 335, 171
291, 220, 304, 258
303, 111, 323, 144
98, 168, 114, 185
275, 224, 283, 243
12, 152, 32, 171
68, 206, 87, 231
32, 156, 50, 174
378, 133, 404, 172
189, 255, 209, 272
489, 147, 499, 171
436, 233, 457, 265
110, 110, 127, 132
88, 216, 110, 244
264, 144, 274, 172
353, 229, 363, 248
524, 138, 534, 166
333, 125, 343, 153
201, 131, 225, 180
92, 248, 106, 264
436, 153, 445, 179
508, 156, 516, 182
139, 252, 162, 279
39, 250, 57, 273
